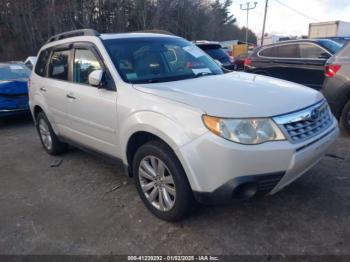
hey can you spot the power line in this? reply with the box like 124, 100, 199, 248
274, 0, 320, 22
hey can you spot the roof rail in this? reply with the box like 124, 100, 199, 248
47, 29, 100, 43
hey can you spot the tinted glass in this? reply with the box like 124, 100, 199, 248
259, 47, 276, 57
103, 37, 223, 84
277, 44, 298, 58
299, 44, 324, 59
204, 48, 230, 61
35, 49, 50, 77
49, 50, 70, 81
73, 49, 102, 85
0, 64, 31, 81
317, 39, 342, 53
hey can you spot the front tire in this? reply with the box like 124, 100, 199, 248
133, 140, 194, 221
341, 100, 350, 134
36, 112, 68, 155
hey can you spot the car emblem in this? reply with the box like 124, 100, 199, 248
310, 108, 320, 121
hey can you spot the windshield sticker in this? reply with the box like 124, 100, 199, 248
183, 46, 204, 58
9, 65, 23, 70
192, 68, 211, 75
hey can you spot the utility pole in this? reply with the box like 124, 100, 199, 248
261, 0, 269, 46
240, 2, 258, 50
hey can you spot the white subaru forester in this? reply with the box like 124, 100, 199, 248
29, 29, 339, 221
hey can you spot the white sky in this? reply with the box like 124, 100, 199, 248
230, 0, 350, 37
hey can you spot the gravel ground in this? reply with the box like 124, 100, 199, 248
0, 115, 349, 255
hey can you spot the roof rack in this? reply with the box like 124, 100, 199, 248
47, 29, 100, 43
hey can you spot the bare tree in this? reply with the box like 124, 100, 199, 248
0, 0, 257, 61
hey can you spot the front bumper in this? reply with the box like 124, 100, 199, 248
0, 107, 29, 117
177, 121, 339, 204
0, 94, 29, 117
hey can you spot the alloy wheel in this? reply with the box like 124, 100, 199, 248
38, 118, 53, 150
138, 156, 176, 211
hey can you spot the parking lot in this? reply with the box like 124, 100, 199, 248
0, 115, 349, 255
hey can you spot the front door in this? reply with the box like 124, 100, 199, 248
66, 46, 118, 156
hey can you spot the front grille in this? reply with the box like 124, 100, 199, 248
273, 100, 333, 144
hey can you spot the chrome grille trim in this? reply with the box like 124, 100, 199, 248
273, 100, 333, 144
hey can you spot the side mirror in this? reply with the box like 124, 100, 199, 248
88, 69, 105, 88
319, 52, 331, 59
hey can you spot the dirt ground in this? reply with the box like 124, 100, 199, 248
0, 115, 349, 255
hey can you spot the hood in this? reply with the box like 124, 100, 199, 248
133, 72, 324, 118
0, 80, 28, 95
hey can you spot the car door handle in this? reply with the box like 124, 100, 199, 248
40, 87, 47, 92
66, 94, 76, 100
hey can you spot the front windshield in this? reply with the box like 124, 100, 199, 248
0, 64, 31, 81
103, 37, 224, 84
318, 39, 342, 54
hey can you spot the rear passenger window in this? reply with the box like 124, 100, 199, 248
259, 47, 276, 57
276, 44, 298, 58
49, 50, 70, 81
73, 49, 102, 85
299, 44, 324, 59
35, 49, 50, 77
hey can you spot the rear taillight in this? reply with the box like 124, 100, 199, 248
325, 64, 341, 78
244, 58, 252, 67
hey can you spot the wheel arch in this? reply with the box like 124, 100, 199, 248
125, 131, 175, 177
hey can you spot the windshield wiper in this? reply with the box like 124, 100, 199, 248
146, 79, 160, 83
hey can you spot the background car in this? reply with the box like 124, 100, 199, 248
244, 39, 342, 90
194, 41, 236, 70
322, 43, 350, 134
233, 52, 250, 71
0, 62, 31, 117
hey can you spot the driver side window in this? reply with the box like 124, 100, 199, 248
73, 49, 102, 85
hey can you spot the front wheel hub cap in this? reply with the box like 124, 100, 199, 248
138, 156, 176, 211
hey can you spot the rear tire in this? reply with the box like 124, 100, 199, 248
133, 140, 194, 221
341, 100, 350, 134
36, 112, 68, 155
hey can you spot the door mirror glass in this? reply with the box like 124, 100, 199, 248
88, 69, 104, 87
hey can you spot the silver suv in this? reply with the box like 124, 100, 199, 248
29, 29, 339, 221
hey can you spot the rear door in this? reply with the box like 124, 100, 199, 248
43, 46, 75, 135
297, 43, 330, 90
65, 43, 118, 156
270, 43, 302, 83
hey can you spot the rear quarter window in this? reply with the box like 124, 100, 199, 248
299, 44, 324, 59
35, 49, 50, 77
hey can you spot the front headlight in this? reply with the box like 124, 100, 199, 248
202, 115, 286, 145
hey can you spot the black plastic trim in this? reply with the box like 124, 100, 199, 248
193, 172, 285, 204
47, 29, 100, 43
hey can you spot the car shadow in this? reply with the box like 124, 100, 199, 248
0, 113, 33, 129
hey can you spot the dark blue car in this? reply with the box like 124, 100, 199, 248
0, 63, 31, 117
